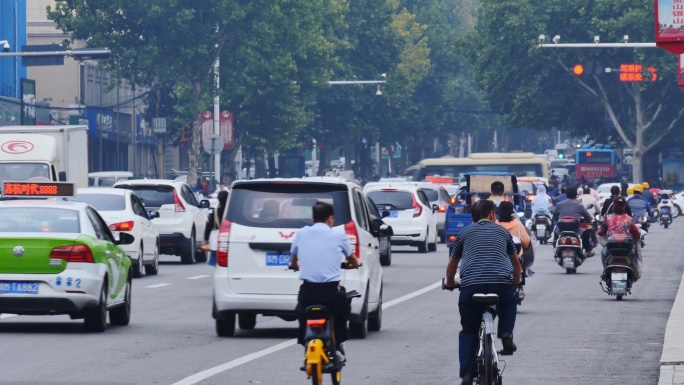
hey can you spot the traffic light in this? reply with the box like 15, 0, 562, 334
557, 150, 566, 159
571, 62, 605, 76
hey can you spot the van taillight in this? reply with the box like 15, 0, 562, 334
412, 195, 422, 218
50, 245, 95, 263
173, 189, 186, 212
109, 221, 134, 231
217, 219, 232, 267
345, 221, 360, 258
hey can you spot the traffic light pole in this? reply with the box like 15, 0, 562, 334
0, 49, 111, 58
539, 43, 657, 48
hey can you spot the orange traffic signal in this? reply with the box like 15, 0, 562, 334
572, 64, 585, 76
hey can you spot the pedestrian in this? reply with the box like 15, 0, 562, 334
202, 190, 228, 266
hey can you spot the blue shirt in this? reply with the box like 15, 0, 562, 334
449, 220, 517, 287
290, 223, 352, 283
627, 195, 653, 220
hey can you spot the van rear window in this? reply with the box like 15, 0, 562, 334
226, 183, 351, 228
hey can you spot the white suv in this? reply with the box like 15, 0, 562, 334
364, 184, 438, 253
212, 178, 387, 338
114, 179, 208, 264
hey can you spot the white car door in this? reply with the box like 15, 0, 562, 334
417, 190, 437, 243
352, 189, 381, 304
181, 184, 207, 243
130, 193, 156, 257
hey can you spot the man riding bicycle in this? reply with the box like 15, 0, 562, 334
288, 202, 362, 362
445, 200, 522, 385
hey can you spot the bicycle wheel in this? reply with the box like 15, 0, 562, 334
310, 363, 322, 385
481, 334, 494, 385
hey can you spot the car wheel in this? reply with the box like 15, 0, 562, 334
428, 233, 438, 252
132, 244, 144, 278
349, 291, 368, 339
216, 313, 236, 337
145, 241, 160, 275
368, 284, 382, 332
109, 276, 131, 326
417, 229, 428, 253
84, 282, 108, 333
674, 205, 681, 218
238, 313, 257, 330
380, 243, 392, 266
180, 229, 196, 264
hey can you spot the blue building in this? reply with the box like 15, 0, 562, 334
0, 0, 27, 98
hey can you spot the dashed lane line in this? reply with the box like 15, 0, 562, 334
170, 280, 442, 385
187, 275, 211, 280
0, 314, 17, 319
145, 283, 172, 289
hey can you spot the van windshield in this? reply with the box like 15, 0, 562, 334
226, 183, 351, 229
0, 163, 50, 181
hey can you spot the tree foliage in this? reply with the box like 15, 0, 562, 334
464, 0, 684, 181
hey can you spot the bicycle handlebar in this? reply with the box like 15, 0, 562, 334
442, 278, 460, 291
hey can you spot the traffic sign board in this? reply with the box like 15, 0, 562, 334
203, 134, 224, 155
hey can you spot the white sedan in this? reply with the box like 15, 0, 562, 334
71, 188, 161, 278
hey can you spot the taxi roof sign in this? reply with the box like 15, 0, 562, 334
2, 181, 76, 198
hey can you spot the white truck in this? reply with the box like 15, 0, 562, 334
0, 125, 89, 188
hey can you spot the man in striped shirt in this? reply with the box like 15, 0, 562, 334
445, 199, 522, 385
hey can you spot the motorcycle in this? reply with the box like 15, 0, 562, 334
659, 201, 673, 229
533, 214, 552, 244
600, 234, 636, 301
554, 217, 584, 274
635, 214, 649, 248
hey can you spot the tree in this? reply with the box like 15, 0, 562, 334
49, 0, 343, 182
463, 0, 684, 182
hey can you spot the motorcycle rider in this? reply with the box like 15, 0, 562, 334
601, 186, 633, 217
530, 184, 553, 234
641, 182, 657, 206
553, 187, 594, 257
627, 185, 653, 231
578, 186, 599, 216
597, 196, 642, 280
489, 181, 506, 207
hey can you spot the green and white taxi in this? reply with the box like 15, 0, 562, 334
0, 200, 134, 332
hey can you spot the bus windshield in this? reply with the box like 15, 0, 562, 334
415, 163, 543, 181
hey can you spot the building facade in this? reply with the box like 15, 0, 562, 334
0, 0, 27, 99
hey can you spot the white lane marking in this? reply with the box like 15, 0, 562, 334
171, 280, 441, 385
145, 283, 172, 289
187, 275, 211, 280
0, 314, 17, 319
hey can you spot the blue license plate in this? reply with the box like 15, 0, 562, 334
266, 253, 291, 266
612, 281, 627, 294
388, 211, 399, 218
0, 281, 39, 294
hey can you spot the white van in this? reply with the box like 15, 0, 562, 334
89, 171, 134, 187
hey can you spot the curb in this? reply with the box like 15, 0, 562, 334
659, 266, 684, 384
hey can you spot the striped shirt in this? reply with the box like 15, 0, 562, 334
449, 219, 517, 287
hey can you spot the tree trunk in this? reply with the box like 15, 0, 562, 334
187, 117, 202, 189
317, 143, 329, 176
223, 125, 246, 183
632, 148, 644, 184
458, 133, 466, 157
268, 154, 276, 178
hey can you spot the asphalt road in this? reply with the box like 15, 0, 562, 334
1, 220, 682, 385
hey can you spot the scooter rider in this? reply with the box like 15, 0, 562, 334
597, 196, 642, 280
601, 186, 633, 217
552, 187, 594, 257
530, 184, 553, 233
627, 185, 653, 231
288, 202, 362, 362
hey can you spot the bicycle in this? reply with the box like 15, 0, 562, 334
442, 278, 503, 385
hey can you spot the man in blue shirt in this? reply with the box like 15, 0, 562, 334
445, 199, 522, 385
627, 185, 653, 231
289, 201, 361, 360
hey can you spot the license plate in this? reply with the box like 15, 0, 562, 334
562, 250, 575, 257
388, 211, 399, 218
536, 229, 546, 237
535, 225, 545, 231
563, 257, 574, 268
612, 281, 627, 294
611, 272, 628, 281
265, 253, 291, 266
0, 281, 39, 294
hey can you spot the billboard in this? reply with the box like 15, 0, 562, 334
656, 0, 684, 54
200, 110, 234, 150
20, 78, 35, 125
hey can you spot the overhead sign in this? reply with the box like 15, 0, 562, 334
20, 79, 36, 126
21, 44, 65, 67
2, 181, 75, 198
655, 0, 684, 54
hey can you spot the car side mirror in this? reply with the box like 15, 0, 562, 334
148, 210, 160, 219
378, 224, 393, 237
199, 199, 211, 209
116, 232, 135, 245
432, 204, 440, 213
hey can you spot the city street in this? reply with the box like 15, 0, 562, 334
1, 221, 681, 385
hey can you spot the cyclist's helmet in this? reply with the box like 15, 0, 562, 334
642, 182, 650, 189
633, 185, 643, 194
627, 187, 635, 195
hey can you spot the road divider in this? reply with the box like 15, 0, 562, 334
170, 280, 442, 385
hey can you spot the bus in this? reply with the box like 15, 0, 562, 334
410, 152, 550, 181
574, 144, 618, 181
